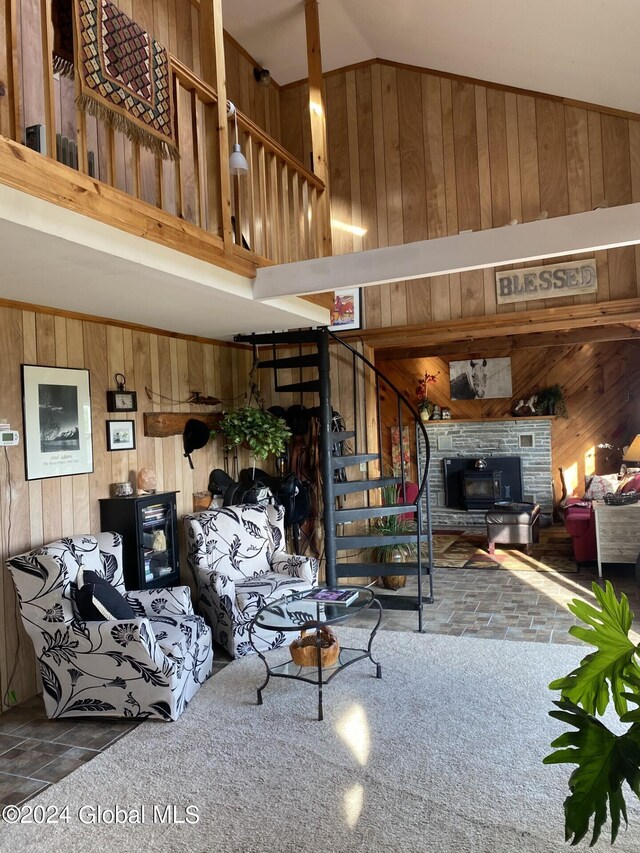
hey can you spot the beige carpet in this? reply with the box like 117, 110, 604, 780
1, 628, 638, 852
427, 528, 578, 573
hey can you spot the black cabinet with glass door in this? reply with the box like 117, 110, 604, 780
99, 491, 180, 589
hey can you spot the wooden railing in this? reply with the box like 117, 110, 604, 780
0, 0, 328, 269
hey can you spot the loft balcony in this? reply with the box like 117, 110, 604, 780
0, 0, 330, 335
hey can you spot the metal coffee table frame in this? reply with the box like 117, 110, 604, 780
249, 587, 383, 721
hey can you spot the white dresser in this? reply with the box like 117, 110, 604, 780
593, 501, 640, 578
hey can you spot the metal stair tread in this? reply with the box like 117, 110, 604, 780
331, 452, 379, 469
333, 476, 403, 496
275, 380, 321, 393
258, 354, 320, 370
331, 430, 356, 442
335, 503, 416, 521
335, 532, 418, 550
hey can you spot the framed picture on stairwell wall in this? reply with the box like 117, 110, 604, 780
328, 288, 362, 332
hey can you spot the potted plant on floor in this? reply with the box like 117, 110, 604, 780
544, 580, 640, 845
214, 406, 291, 461
367, 485, 418, 589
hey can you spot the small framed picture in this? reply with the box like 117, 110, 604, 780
106, 420, 136, 451
106, 390, 137, 412
328, 288, 362, 332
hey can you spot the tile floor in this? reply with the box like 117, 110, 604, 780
1, 534, 638, 807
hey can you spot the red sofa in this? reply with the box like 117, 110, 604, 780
562, 470, 640, 564
563, 499, 596, 564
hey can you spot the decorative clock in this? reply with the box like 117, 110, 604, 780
107, 373, 138, 412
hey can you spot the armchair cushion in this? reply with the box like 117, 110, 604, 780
75, 568, 136, 621
234, 573, 309, 610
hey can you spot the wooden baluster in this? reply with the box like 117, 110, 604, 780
191, 90, 203, 227
3, 0, 22, 140
40, 0, 57, 159
155, 158, 163, 210
291, 171, 301, 262
244, 134, 257, 253
280, 162, 291, 263
173, 77, 183, 219
302, 179, 311, 259
268, 152, 281, 262
71, 0, 87, 173
257, 143, 268, 258
106, 125, 116, 185
132, 141, 141, 198
309, 186, 317, 257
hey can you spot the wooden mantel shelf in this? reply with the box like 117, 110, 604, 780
421, 416, 556, 424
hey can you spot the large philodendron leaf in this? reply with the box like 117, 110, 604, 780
549, 581, 640, 716
544, 700, 640, 846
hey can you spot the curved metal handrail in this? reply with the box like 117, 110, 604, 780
326, 328, 431, 505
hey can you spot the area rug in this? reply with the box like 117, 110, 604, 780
75, 0, 178, 159
2, 629, 638, 852
427, 530, 578, 573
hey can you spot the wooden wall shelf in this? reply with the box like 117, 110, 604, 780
144, 412, 222, 437
421, 416, 556, 425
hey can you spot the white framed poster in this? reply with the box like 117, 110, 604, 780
22, 365, 94, 480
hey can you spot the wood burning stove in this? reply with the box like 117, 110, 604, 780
461, 469, 502, 510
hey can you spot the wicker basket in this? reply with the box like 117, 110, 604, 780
290, 626, 340, 667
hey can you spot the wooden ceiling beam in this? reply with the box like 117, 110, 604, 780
356, 297, 640, 350
376, 323, 640, 360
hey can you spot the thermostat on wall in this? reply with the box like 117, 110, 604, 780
0, 426, 19, 445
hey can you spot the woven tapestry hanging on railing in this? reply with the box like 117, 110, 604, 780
53, 0, 178, 161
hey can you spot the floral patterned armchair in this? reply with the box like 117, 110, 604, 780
184, 504, 318, 658
5, 533, 213, 721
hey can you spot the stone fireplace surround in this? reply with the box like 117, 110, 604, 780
417, 418, 554, 528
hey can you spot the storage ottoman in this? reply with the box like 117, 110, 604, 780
485, 502, 540, 555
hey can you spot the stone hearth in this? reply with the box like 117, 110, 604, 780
417, 418, 553, 528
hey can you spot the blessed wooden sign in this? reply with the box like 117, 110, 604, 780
495, 259, 597, 305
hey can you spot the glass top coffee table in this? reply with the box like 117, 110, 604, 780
249, 586, 382, 721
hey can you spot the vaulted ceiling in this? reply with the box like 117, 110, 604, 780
223, 0, 640, 114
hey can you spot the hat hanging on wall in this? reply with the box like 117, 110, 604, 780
183, 419, 211, 470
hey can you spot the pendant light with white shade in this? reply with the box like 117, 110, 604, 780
227, 101, 249, 176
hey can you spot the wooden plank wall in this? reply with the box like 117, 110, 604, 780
0, 303, 254, 711
279, 60, 640, 327
379, 341, 640, 506
224, 33, 282, 144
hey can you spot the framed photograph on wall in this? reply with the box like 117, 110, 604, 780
21, 365, 94, 480
328, 288, 362, 332
449, 357, 513, 401
106, 420, 136, 451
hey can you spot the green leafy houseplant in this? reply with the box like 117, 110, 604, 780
544, 581, 640, 846
367, 484, 418, 589
214, 406, 291, 461
535, 383, 568, 418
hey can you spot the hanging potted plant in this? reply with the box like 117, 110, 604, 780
213, 406, 291, 461
416, 370, 440, 421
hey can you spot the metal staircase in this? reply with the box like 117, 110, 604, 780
235, 328, 434, 631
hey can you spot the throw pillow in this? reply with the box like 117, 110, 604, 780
75, 568, 135, 621
583, 473, 620, 501
617, 472, 640, 494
